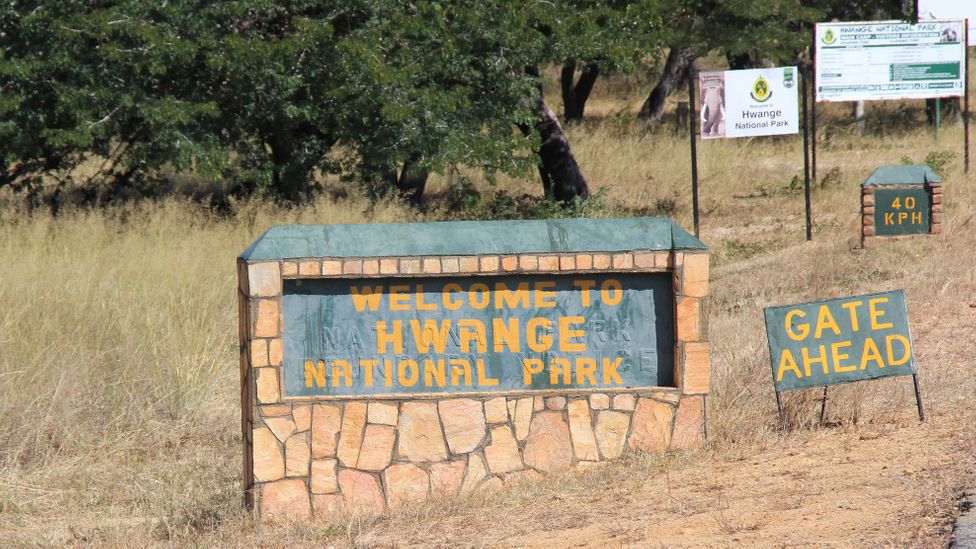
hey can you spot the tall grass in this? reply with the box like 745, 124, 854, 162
1, 80, 974, 544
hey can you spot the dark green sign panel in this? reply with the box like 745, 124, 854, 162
874, 187, 930, 236
764, 290, 915, 392
282, 273, 674, 397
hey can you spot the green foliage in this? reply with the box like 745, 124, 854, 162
900, 150, 956, 177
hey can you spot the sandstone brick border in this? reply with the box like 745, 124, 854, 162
238, 248, 709, 522
861, 182, 943, 245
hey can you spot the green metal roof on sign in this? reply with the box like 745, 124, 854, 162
240, 217, 706, 261
862, 164, 943, 187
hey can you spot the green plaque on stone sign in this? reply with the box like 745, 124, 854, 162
874, 187, 930, 236
764, 290, 916, 393
282, 273, 675, 397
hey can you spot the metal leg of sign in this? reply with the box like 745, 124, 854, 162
935, 97, 941, 141
688, 66, 700, 238
809, 31, 817, 183
913, 373, 925, 422
819, 386, 828, 426
802, 67, 813, 241
702, 395, 709, 440
776, 391, 788, 432
965, 27, 971, 175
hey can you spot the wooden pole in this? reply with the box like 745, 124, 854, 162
913, 374, 925, 422
688, 66, 700, 237
802, 66, 813, 241
819, 386, 828, 425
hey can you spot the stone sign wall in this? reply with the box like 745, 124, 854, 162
238, 218, 710, 522
861, 165, 944, 245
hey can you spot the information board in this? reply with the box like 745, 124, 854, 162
699, 67, 799, 139
764, 290, 916, 392
815, 20, 966, 102
874, 187, 931, 236
281, 273, 674, 397
919, 0, 976, 46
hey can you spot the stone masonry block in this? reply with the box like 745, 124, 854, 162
628, 398, 673, 452
678, 342, 710, 394
261, 478, 310, 522
268, 338, 283, 366
612, 253, 634, 269
322, 260, 342, 275
480, 256, 500, 272
299, 260, 320, 276
681, 253, 708, 298
459, 256, 479, 273
519, 255, 539, 271
256, 368, 280, 404
253, 427, 285, 482
501, 256, 519, 271
576, 254, 593, 270
400, 258, 421, 274
281, 261, 299, 277
422, 257, 442, 274
671, 395, 705, 449
633, 252, 655, 269
362, 259, 380, 275
380, 258, 398, 274
592, 254, 611, 269
441, 257, 460, 273
337, 402, 368, 467
342, 259, 363, 275
251, 339, 269, 367
538, 256, 559, 271
248, 262, 281, 297
254, 299, 279, 337
438, 399, 486, 454
559, 255, 576, 270
676, 297, 701, 342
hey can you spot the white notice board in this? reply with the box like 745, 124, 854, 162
699, 67, 799, 139
815, 20, 966, 102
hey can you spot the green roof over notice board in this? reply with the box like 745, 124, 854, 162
862, 164, 943, 187
240, 217, 705, 261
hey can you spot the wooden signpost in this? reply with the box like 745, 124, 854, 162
763, 290, 924, 431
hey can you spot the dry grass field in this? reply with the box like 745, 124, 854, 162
2, 75, 976, 546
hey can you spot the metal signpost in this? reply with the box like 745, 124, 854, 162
763, 290, 924, 431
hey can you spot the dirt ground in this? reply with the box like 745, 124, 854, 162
349, 409, 975, 548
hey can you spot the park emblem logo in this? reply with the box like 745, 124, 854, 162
783, 67, 795, 89
750, 75, 772, 102
822, 28, 836, 45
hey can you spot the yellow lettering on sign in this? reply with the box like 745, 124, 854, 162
840, 300, 863, 331
869, 297, 893, 330
601, 279, 623, 305
389, 285, 410, 311
351, 285, 383, 312
522, 358, 545, 384
458, 319, 487, 353
415, 285, 437, 311
467, 283, 490, 309
534, 281, 557, 308
495, 281, 530, 309
376, 320, 403, 354
602, 357, 623, 384
785, 309, 809, 341
450, 358, 472, 386
885, 212, 894, 225
398, 359, 419, 387
831, 341, 855, 372
305, 359, 327, 387
776, 350, 802, 381
476, 359, 499, 386
814, 305, 841, 338
492, 317, 521, 353
576, 357, 597, 385
859, 337, 884, 370
331, 360, 352, 387
526, 317, 553, 352
410, 319, 451, 354
442, 283, 463, 311
573, 279, 596, 306
885, 334, 911, 366
423, 358, 446, 387
558, 316, 586, 352
550, 358, 572, 385
911, 212, 922, 224
802, 345, 828, 376
359, 359, 378, 386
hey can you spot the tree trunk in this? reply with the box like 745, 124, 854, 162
852, 101, 865, 135
531, 98, 589, 202
560, 62, 600, 122
394, 160, 429, 205
638, 46, 697, 121
269, 133, 309, 202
